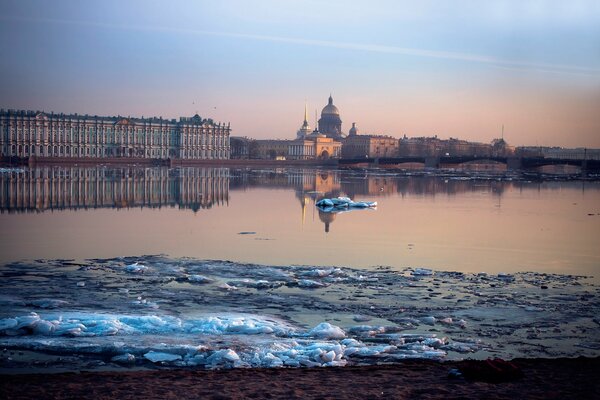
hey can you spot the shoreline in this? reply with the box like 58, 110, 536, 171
1, 357, 598, 399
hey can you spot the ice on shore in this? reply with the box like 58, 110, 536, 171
412, 268, 434, 276
1, 256, 598, 370
111, 353, 136, 364
308, 323, 346, 339
187, 274, 213, 284
125, 263, 148, 274
144, 351, 182, 363
0, 313, 296, 337
297, 279, 329, 288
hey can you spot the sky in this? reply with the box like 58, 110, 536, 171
1, 0, 599, 147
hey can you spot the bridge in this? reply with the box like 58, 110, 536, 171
338, 155, 600, 171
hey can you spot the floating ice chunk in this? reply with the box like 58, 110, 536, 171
352, 315, 372, 322
185, 354, 207, 366
32, 320, 56, 335
76, 281, 86, 287
227, 279, 279, 289
262, 352, 284, 367
15, 313, 41, 330
0, 318, 18, 331
423, 337, 447, 348
320, 350, 337, 363
348, 325, 386, 336
308, 323, 346, 339
316, 198, 334, 207
421, 316, 436, 326
297, 279, 328, 288
326, 360, 348, 367
125, 263, 148, 273
217, 282, 238, 291
439, 317, 453, 325
341, 338, 364, 347
111, 353, 136, 364
420, 350, 447, 359
144, 351, 182, 363
496, 273, 514, 282
316, 197, 377, 210
298, 268, 342, 278
442, 341, 480, 353
187, 275, 212, 284
347, 345, 396, 357
206, 349, 241, 367
412, 268, 434, 276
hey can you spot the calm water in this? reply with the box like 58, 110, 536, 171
1, 166, 599, 279
1, 166, 600, 371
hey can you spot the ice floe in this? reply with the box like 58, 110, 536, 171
316, 196, 377, 212
0, 256, 599, 371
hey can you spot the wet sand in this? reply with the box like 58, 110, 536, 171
2, 357, 598, 400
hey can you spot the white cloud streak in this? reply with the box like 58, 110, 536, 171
2, 15, 599, 76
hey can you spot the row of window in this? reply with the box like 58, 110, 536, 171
2, 145, 230, 159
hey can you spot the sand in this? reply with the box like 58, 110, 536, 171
1, 357, 599, 400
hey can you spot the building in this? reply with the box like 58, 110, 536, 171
341, 123, 398, 158
253, 139, 292, 159
288, 103, 341, 160
318, 95, 344, 140
229, 136, 254, 159
288, 135, 342, 160
398, 136, 512, 158
0, 109, 231, 161
516, 146, 600, 160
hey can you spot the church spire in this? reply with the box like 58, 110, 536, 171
328, 94, 333, 105
303, 101, 308, 124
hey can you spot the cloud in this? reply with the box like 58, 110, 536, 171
2, 14, 599, 76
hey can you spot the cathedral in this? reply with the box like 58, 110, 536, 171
289, 98, 342, 160
317, 95, 344, 140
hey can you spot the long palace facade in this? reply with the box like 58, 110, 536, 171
0, 109, 231, 160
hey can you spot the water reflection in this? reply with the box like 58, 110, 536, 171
0, 167, 593, 219
0, 167, 229, 213
0, 166, 598, 279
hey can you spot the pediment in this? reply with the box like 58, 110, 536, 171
35, 112, 48, 121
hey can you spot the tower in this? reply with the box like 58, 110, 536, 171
296, 102, 312, 139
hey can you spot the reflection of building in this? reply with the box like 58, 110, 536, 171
342, 124, 398, 158
0, 167, 229, 213
291, 169, 343, 232
0, 109, 230, 160
318, 209, 336, 233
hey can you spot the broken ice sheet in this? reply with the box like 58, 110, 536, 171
0, 256, 598, 371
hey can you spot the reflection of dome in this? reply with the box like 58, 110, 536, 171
318, 209, 337, 233
321, 95, 339, 115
